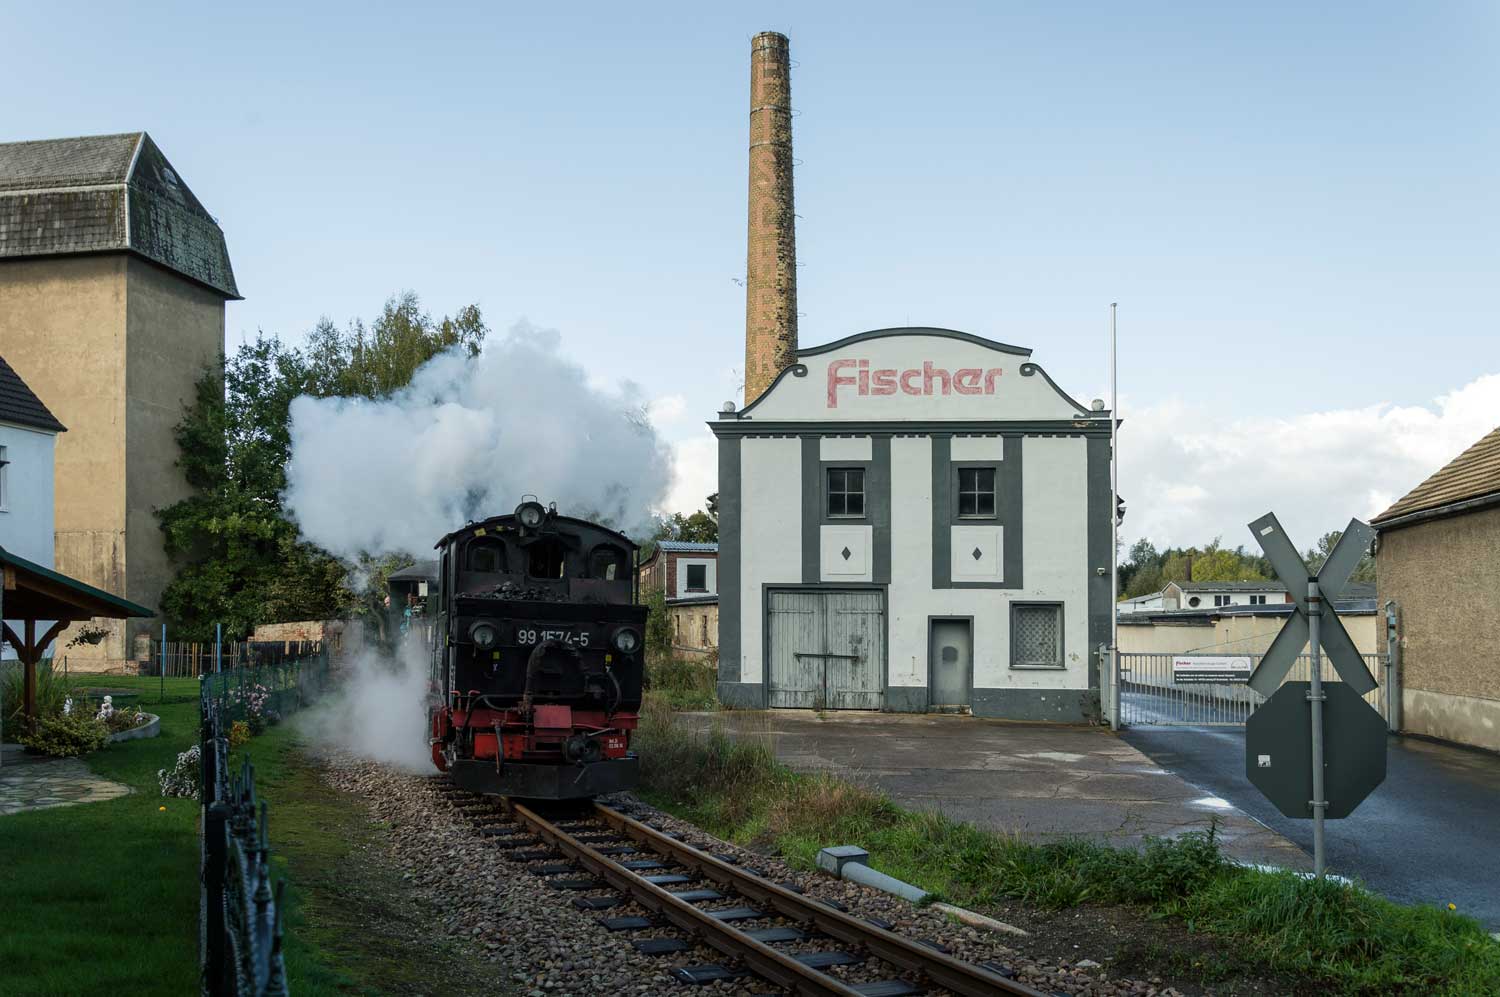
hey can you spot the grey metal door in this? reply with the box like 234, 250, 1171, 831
824, 591, 884, 710
768, 590, 823, 708
767, 589, 884, 710
929, 619, 972, 708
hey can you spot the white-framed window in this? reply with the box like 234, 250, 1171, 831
1250, 594, 1267, 605
1214, 595, 1232, 607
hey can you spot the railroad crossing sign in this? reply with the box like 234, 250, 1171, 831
1246, 681, 1387, 819
1246, 513, 1377, 697
1244, 512, 1388, 876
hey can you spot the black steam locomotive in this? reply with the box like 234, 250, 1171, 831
424, 499, 646, 799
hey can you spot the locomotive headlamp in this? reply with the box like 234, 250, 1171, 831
470, 622, 499, 649
611, 626, 642, 655
514, 500, 546, 530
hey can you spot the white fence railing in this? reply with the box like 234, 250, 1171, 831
1117, 651, 1386, 726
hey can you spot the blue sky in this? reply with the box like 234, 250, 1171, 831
8, 1, 1498, 548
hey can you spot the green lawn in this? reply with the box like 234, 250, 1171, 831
0, 673, 482, 996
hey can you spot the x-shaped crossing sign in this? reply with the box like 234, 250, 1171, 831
1246, 513, 1377, 697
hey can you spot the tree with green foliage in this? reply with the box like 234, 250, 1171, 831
1304, 530, 1377, 583
640, 495, 719, 559
157, 293, 488, 640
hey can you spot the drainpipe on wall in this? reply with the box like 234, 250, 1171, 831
1385, 600, 1402, 732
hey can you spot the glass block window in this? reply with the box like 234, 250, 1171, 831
826, 468, 865, 517
957, 467, 996, 517
1012, 603, 1063, 668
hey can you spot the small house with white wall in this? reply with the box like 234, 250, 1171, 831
1, 354, 65, 659
0, 355, 63, 567
712, 328, 1113, 721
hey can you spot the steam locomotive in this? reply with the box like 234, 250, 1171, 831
424, 499, 645, 799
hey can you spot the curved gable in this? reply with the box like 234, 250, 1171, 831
734, 327, 1090, 422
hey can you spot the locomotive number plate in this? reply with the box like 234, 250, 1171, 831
514, 627, 591, 647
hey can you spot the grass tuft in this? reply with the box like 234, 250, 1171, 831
641, 656, 719, 712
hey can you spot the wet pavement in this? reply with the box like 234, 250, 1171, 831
1123, 725, 1500, 929
683, 710, 1310, 870
0, 743, 132, 815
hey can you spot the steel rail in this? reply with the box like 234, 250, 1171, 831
591, 804, 1048, 997
507, 801, 867, 996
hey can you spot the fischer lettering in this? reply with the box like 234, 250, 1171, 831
826, 359, 1004, 408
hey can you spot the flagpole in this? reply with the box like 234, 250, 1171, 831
1109, 303, 1121, 732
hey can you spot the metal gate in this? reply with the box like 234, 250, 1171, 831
1118, 651, 1387, 726
768, 589, 884, 710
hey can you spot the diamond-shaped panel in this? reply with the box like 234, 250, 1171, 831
971, 547, 983, 560
841, 546, 852, 561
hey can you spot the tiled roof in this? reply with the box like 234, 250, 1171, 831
656, 541, 719, 553
1373, 425, 1500, 525
0, 132, 240, 298
0, 354, 65, 433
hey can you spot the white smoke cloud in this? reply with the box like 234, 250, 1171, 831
1120, 372, 1500, 550
666, 432, 718, 515
299, 633, 431, 772
284, 321, 674, 558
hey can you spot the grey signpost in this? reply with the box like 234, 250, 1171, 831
1245, 513, 1386, 878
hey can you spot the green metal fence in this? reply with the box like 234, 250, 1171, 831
200, 649, 331, 727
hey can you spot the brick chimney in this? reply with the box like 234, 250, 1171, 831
744, 31, 798, 405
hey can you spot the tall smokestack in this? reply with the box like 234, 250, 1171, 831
744, 31, 798, 405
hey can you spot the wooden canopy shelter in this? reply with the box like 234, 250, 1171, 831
1, 543, 153, 722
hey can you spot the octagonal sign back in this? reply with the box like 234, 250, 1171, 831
1246, 682, 1388, 819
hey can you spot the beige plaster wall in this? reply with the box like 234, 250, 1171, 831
670, 602, 720, 661
1118, 612, 1379, 656
1378, 507, 1500, 749
124, 257, 226, 644
0, 253, 225, 659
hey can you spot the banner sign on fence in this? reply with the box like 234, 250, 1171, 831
1172, 655, 1253, 684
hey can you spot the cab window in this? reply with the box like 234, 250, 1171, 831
588, 544, 627, 581
466, 538, 508, 573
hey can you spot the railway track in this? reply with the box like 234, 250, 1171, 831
443, 785, 1051, 996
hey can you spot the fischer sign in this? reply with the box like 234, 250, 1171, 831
827, 359, 1005, 408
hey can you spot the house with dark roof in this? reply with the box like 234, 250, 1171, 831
0, 355, 64, 571
0, 132, 238, 666
637, 540, 719, 660
1373, 424, 1500, 752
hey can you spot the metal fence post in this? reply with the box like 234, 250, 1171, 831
1306, 578, 1327, 879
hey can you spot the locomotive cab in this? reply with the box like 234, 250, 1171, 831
427, 500, 646, 799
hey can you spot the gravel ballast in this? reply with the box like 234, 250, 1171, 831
320, 754, 1189, 996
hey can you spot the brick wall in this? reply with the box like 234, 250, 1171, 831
743, 31, 798, 404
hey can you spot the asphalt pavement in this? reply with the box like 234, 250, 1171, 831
1123, 725, 1500, 930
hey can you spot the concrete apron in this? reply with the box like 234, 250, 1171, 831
682, 710, 1310, 871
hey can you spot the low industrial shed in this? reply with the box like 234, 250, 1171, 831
712, 327, 1113, 722
1373, 424, 1500, 753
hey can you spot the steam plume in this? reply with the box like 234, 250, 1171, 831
283, 321, 673, 557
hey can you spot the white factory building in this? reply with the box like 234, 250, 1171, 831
712, 327, 1114, 721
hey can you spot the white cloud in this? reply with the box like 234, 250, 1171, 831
1119, 372, 1500, 551
664, 432, 718, 515
647, 393, 688, 426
